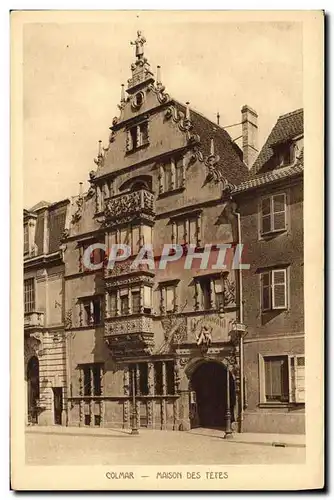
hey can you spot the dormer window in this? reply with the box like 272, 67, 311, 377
277, 142, 295, 167
126, 121, 149, 152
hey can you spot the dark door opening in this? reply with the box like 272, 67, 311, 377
53, 387, 63, 425
27, 356, 39, 424
190, 361, 235, 429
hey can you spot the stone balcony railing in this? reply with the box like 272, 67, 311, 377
24, 311, 45, 330
104, 189, 155, 225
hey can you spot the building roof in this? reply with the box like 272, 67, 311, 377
232, 159, 303, 194
29, 200, 51, 212
251, 108, 304, 175
174, 100, 249, 186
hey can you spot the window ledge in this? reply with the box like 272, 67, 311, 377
258, 402, 305, 409
157, 186, 185, 199
125, 142, 150, 155
260, 229, 287, 240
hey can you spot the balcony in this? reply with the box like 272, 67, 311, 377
104, 314, 154, 358
24, 311, 45, 331
104, 189, 155, 226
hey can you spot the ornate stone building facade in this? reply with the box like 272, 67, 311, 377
58, 33, 250, 432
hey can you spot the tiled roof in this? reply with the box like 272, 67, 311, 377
232, 156, 303, 194
251, 108, 303, 175
174, 100, 250, 186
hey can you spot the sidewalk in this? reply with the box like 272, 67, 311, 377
188, 427, 305, 448
26, 424, 305, 448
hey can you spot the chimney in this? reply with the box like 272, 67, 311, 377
241, 105, 258, 169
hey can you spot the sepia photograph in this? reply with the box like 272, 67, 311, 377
10, 9, 324, 491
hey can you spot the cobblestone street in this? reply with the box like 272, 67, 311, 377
25, 427, 305, 466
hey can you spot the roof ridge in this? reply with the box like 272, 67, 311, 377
278, 108, 303, 120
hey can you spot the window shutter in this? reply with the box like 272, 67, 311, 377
295, 356, 305, 403
258, 354, 265, 403
272, 269, 287, 309
261, 197, 271, 234
272, 193, 286, 231
261, 272, 271, 311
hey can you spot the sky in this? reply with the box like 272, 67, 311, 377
23, 13, 303, 208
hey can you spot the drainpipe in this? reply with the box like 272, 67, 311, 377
232, 208, 245, 433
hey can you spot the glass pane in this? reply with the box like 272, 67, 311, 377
273, 194, 286, 212
262, 214, 271, 233
273, 212, 286, 231
132, 226, 140, 254
176, 220, 185, 244
261, 198, 271, 215
83, 367, 91, 396
165, 165, 172, 191
154, 362, 163, 395
189, 219, 198, 245
120, 296, 129, 315
110, 293, 117, 316
166, 286, 175, 312
92, 365, 102, 396
262, 285, 270, 310
132, 291, 140, 314
166, 361, 175, 395
139, 363, 148, 396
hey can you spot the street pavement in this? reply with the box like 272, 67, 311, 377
26, 427, 305, 465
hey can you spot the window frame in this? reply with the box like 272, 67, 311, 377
259, 192, 287, 236
260, 268, 288, 312
24, 277, 35, 313
258, 353, 305, 405
79, 295, 103, 327
126, 121, 149, 153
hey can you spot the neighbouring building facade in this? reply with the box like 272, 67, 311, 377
24, 199, 70, 425
24, 34, 305, 435
232, 109, 304, 434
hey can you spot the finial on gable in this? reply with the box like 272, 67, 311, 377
186, 102, 190, 121
210, 137, 215, 156
120, 84, 125, 102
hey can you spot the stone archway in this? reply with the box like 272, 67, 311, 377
27, 356, 40, 424
188, 360, 236, 430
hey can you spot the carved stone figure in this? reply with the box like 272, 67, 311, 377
130, 31, 146, 60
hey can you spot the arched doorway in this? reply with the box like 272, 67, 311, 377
27, 356, 40, 424
190, 361, 235, 429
